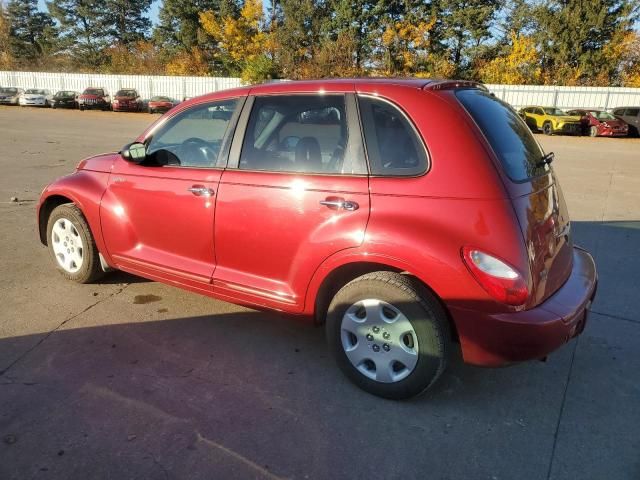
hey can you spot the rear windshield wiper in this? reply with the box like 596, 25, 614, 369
537, 151, 554, 168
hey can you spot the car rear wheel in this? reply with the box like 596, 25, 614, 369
589, 126, 599, 137
326, 271, 451, 400
543, 122, 553, 135
46, 204, 104, 283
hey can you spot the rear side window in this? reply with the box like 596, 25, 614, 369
626, 108, 639, 116
456, 89, 548, 182
239, 95, 364, 174
358, 96, 428, 176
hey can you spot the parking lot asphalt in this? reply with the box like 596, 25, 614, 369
0, 106, 639, 480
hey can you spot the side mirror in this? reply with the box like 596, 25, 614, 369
121, 142, 147, 163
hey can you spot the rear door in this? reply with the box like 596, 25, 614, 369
212, 92, 370, 311
456, 89, 574, 307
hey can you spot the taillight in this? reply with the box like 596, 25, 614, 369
462, 247, 529, 306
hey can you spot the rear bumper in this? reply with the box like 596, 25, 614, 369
452, 247, 597, 367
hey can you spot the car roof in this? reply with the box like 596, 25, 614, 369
180, 78, 485, 109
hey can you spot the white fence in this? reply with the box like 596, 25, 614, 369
1, 71, 639, 109
485, 84, 640, 110
0, 71, 243, 100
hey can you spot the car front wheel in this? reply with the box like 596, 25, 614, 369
46, 204, 104, 283
543, 122, 553, 135
326, 271, 451, 400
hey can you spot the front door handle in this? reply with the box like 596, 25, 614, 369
320, 198, 359, 211
188, 186, 215, 197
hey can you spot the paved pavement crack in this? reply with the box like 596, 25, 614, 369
589, 309, 640, 325
0, 283, 130, 376
546, 336, 579, 480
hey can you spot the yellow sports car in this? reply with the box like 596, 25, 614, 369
518, 106, 582, 135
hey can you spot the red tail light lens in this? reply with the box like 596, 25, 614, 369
462, 247, 529, 306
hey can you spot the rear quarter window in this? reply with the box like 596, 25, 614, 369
456, 89, 548, 182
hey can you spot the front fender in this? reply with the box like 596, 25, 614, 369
38, 170, 111, 263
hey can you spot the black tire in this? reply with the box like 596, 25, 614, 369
148, 107, 154, 114
326, 271, 451, 400
46, 204, 104, 284
543, 122, 553, 135
79, 106, 84, 111
52, 103, 57, 109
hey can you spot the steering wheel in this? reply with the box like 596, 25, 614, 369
178, 137, 218, 166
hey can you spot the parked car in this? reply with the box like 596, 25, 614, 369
566, 109, 629, 137
611, 106, 640, 136
519, 106, 582, 135
78, 87, 111, 111
112, 89, 143, 112
147, 95, 178, 114
18, 88, 54, 107
37, 79, 597, 399
0, 87, 24, 105
52, 90, 79, 109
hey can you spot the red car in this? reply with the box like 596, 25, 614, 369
147, 95, 178, 114
112, 89, 143, 112
37, 79, 597, 399
78, 87, 111, 111
567, 109, 629, 137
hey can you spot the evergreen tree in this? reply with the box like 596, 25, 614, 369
327, 0, 378, 71
47, 0, 110, 68
153, 0, 238, 52
533, 0, 639, 84
7, 0, 56, 62
104, 0, 152, 45
439, 0, 501, 76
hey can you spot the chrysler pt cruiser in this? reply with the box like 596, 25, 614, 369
37, 79, 597, 399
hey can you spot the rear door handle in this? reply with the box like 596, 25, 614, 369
188, 185, 215, 197
319, 198, 359, 211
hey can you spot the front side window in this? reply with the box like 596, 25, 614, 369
239, 95, 358, 174
626, 108, 639, 116
147, 99, 238, 168
358, 96, 428, 176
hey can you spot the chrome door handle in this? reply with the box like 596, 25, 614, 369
188, 186, 215, 197
319, 199, 359, 211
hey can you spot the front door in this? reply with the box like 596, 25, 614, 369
212, 93, 370, 311
100, 98, 241, 290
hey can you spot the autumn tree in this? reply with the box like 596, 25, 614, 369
106, 40, 165, 74
200, 0, 276, 80
478, 32, 541, 84
0, 3, 15, 69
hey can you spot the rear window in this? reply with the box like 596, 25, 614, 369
456, 89, 549, 182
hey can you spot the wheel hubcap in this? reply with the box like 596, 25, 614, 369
51, 218, 84, 273
340, 299, 419, 383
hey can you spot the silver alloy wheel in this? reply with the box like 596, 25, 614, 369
340, 299, 419, 383
51, 217, 84, 273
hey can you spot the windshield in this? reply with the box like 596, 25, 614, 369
116, 90, 136, 97
84, 89, 103, 96
544, 108, 567, 116
0, 88, 17, 94
457, 89, 549, 182
590, 111, 616, 120
56, 91, 75, 97
151, 96, 170, 102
